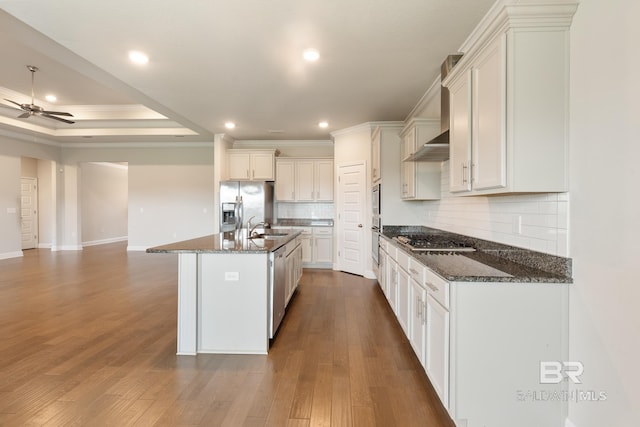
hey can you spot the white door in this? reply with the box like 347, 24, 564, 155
21, 177, 38, 250
337, 162, 365, 276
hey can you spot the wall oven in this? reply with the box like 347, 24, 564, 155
371, 184, 381, 265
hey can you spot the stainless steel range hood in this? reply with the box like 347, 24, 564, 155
406, 54, 462, 162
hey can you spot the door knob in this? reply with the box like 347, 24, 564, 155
358, 224, 363, 228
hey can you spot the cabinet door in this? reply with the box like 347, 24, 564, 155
251, 153, 275, 180
378, 249, 387, 294
425, 293, 450, 408
295, 160, 315, 201
275, 160, 296, 201
299, 234, 313, 264
449, 71, 473, 193
401, 160, 416, 199
314, 160, 334, 201
314, 235, 333, 264
402, 128, 416, 160
410, 279, 427, 365
472, 34, 507, 191
387, 258, 398, 312
228, 152, 251, 180
396, 267, 410, 335
372, 130, 381, 183
285, 252, 294, 305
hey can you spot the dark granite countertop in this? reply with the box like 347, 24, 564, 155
381, 226, 572, 283
273, 218, 334, 227
147, 228, 302, 255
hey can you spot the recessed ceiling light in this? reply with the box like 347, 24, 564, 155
45, 94, 57, 102
128, 50, 149, 65
318, 121, 329, 128
225, 122, 236, 130
303, 48, 320, 62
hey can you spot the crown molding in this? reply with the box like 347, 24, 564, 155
233, 140, 333, 149
59, 141, 214, 149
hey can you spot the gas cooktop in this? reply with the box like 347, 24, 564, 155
394, 235, 476, 253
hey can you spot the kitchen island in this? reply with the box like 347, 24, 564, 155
147, 229, 302, 355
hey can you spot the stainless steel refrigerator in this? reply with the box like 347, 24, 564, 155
219, 181, 274, 232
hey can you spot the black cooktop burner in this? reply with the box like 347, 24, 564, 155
394, 235, 475, 252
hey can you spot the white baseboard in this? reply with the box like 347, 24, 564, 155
363, 269, 376, 279
565, 418, 577, 427
82, 236, 128, 247
127, 245, 150, 252
37, 242, 52, 249
0, 251, 23, 260
55, 245, 83, 251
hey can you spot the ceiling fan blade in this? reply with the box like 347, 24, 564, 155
40, 113, 75, 124
18, 112, 31, 119
42, 110, 74, 117
4, 99, 25, 109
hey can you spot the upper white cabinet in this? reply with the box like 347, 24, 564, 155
371, 127, 381, 183
276, 158, 334, 202
228, 149, 276, 181
444, 2, 577, 195
400, 119, 441, 200
275, 159, 296, 201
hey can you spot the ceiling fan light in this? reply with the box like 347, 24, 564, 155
45, 94, 57, 102
225, 122, 236, 130
318, 121, 329, 128
129, 50, 149, 65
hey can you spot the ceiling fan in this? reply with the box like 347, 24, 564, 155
3, 65, 75, 124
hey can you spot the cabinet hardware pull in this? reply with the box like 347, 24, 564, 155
422, 302, 427, 325
470, 163, 474, 183
246, 169, 250, 178
425, 282, 439, 292
462, 163, 468, 184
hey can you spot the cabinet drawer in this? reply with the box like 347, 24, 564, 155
396, 248, 410, 273
408, 257, 425, 284
313, 227, 332, 236
424, 268, 449, 309
298, 227, 313, 235
379, 237, 389, 252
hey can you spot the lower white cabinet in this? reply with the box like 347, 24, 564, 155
378, 236, 569, 427
273, 226, 333, 268
284, 237, 302, 305
425, 293, 449, 408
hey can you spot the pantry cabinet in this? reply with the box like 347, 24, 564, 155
444, 3, 575, 195
228, 149, 276, 181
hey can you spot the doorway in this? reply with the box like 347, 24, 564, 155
20, 177, 38, 250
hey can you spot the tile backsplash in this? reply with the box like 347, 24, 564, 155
276, 202, 334, 220
421, 161, 569, 257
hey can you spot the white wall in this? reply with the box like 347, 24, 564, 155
0, 154, 22, 259
80, 162, 128, 245
60, 143, 216, 250
566, 0, 640, 426
36, 159, 56, 248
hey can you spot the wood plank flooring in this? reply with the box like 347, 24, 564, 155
0, 243, 454, 426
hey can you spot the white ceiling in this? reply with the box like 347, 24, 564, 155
0, 0, 495, 144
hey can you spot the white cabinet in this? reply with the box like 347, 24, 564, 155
313, 227, 333, 264
444, 3, 575, 195
274, 226, 332, 268
228, 150, 276, 181
371, 127, 381, 183
409, 277, 427, 365
284, 237, 303, 306
425, 293, 449, 408
381, 234, 570, 427
400, 119, 441, 200
275, 160, 295, 201
275, 158, 333, 202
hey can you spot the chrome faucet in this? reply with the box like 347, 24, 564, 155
249, 220, 270, 237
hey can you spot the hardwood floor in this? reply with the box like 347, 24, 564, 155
0, 243, 454, 426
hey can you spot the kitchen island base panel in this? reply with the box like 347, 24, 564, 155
175, 252, 269, 355
199, 253, 269, 355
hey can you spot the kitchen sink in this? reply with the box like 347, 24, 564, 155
249, 231, 289, 239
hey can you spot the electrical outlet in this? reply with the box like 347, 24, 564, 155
225, 272, 239, 281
